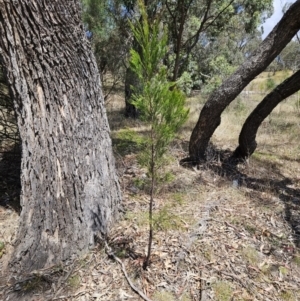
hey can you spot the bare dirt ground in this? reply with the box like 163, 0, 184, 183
1, 79, 300, 301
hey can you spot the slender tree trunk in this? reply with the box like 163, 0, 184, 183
171, 0, 186, 82
125, 67, 139, 117
234, 70, 300, 159
189, 0, 300, 162
0, 1, 121, 274
144, 141, 154, 270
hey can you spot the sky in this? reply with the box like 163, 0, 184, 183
261, 0, 296, 39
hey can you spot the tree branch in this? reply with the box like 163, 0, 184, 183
182, 0, 213, 50
105, 242, 154, 301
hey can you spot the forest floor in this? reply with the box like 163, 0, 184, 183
1, 72, 300, 300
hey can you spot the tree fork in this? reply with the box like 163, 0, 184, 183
189, 0, 300, 162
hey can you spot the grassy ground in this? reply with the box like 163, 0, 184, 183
1, 71, 300, 300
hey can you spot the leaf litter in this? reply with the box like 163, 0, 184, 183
1, 133, 300, 300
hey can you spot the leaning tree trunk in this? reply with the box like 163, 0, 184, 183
189, 0, 300, 162
234, 70, 300, 159
0, 1, 121, 274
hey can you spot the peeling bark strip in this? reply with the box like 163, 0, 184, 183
189, 0, 300, 161
234, 70, 300, 159
0, 1, 121, 273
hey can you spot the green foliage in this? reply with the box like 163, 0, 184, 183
212, 281, 232, 301
178, 71, 194, 96
244, 223, 257, 235
164, 0, 272, 83
0, 241, 5, 258
82, 0, 111, 39
133, 177, 147, 190
129, 7, 168, 82
115, 248, 127, 258
153, 204, 184, 231
68, 274, 81, 288
0, 241, 5, 251
125, 207, 184, 231
293, 253, 300, 266
21, 276, 44, 292
82, 0, 129, 98
280, 290, 296, 301
266, 77, 276, 91
241, 246, 260, 265
82, 0, 273, 95
294, 92, 300, 113
233, 96, 247, 115
114, 128, 146, 155
129, 1, 189, 174
129, 0, 188, 268
202, 55, 236, 94
279, 266, 289, 276
153, 290, 176, 301
133, 168, 175, 194
267, 40, 300, 73
172, 192, 185, 205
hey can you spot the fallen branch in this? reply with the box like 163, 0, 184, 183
105, 241, 153, 301
51, 290, 87, 300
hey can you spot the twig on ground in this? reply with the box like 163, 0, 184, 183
52, 261, 76, 299
51, 290, 87, 300
105, 241, 153, 301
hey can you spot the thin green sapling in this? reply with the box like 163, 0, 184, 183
129, 0, 189, 269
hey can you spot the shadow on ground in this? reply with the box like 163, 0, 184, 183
180, 143, 300, 247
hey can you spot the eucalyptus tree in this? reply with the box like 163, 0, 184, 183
191, 24, 263, 94
0, 0, 121, 274
188, 0, 300, 162
164, 0, 272, 82
82, 0, 131, 99
122, 0, 272, 116
234, 69, 300, 160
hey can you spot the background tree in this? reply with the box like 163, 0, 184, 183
119, 0, 272, 116
193, 28, 263, 94
164, 0, 272, 83
279, 39, 300, 72
0, 0, 121, 273
188, 0, 300, 163
82, 0, 131, 100
234, 69, 300, 160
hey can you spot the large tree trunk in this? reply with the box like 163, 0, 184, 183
189, 0, 300, 162
234, 70, 300, 159
0, 1, 121, 273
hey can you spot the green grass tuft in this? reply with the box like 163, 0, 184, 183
212, 281, 232, 301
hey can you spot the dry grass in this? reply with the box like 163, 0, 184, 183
1, 72, 300, 300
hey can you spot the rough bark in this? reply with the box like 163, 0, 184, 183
0, 0, 121, 273
234, 70, 300, 159
189, 0, 300, 162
